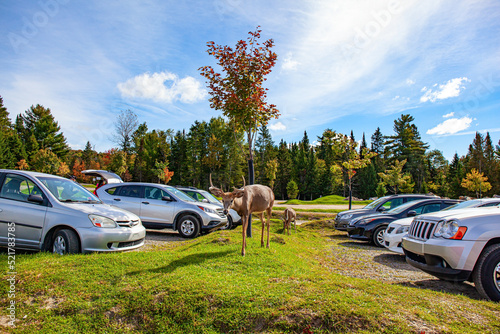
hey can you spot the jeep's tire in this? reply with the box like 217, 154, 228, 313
178, 215, 200, 238
371, 226, 387, 248
52, 229, 80, 255
473, 244, 500, 301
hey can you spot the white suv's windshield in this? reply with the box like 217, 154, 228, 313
37, 177, 101, 203
167, 186, 196, 202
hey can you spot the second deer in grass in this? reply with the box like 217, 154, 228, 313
282, 208, 296, 235
209, 175, 274, 256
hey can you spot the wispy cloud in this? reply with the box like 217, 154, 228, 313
426, 116, 473, 135
420, 77, 470, 103
269, 121, 286, 131
118, 71, 206, 104
282, 52, 299, 71
443, 112, 454, 118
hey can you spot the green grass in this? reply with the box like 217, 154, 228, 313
283, 194, 372, 206
2, 222, 500, 333
273, 206, 342, 214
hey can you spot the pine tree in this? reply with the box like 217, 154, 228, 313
275, 140, 292, 200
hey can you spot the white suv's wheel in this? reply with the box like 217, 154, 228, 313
473, 244, 500, 301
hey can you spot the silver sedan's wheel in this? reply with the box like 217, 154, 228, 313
178, 215, 200, 238
52, 229, 80, 255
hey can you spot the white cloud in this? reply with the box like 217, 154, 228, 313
282, 53, 299, 71
426, 116, 473, 135
443, 112, 454, 118
117, 71, 206, 104
269, 121, 286, 131
406, 79, 415, 85
420, 77, 470, 103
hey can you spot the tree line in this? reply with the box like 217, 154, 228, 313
1, 96, 499, 200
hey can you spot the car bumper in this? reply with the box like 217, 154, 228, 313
334, 218, 350, 231
383, 232, 404, 254
80, 225, 146, 252
402, 237, 485, 282
201, 220, 227, 232
346, 226, 370, 241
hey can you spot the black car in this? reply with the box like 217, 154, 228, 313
334, 194, 438, 231
346, 198, 460, 247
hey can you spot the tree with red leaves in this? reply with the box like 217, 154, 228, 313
199, 26, 279, 187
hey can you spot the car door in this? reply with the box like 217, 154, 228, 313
0, 173, 48, 249
140, 186, 176, 228
107, 185, 143, 217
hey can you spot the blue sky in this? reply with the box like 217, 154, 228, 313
1, 0, 499, 161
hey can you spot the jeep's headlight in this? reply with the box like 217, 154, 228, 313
395, 226, 409, 234
434, 220, 467, 239
89, 215, 117, 228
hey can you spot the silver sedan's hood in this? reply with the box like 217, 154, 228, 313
59, 202, 139, 221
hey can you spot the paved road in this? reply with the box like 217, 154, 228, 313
273, 202, 366, 211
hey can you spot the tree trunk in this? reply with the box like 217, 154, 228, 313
247, 157, 254, 237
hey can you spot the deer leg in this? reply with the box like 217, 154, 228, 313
259, 212, 265, 247
266, 208, 271, 248
241, 215, 248, 256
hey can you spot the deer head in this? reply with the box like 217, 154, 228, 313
209, 174, 245, 215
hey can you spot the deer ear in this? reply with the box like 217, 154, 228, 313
209, 187, 224, 197
233, 189, 245, 198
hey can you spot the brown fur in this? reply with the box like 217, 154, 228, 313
210, 178, 274, 256
282, 208, 296, 235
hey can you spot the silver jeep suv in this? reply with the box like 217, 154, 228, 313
402, 206, 500, 301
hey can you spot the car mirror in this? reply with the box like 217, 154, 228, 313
377, 207, 386, 212
201, 198, 209, 203
28, 194, 44, 203
407, 210, 417, 217
162, 196, 174, 202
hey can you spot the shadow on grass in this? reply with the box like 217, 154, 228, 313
129, 250, 234, 275
396, 279, 483, 300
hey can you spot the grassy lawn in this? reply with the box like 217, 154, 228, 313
2, 221, 500, 333
283, 195, 372, 206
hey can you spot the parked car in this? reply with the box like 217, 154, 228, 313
81, 169, 123, 194
402, 207, 500, 301
383, 198, 500, 254
176, 186, 242, 230
94, 181, 227, 238
346, 198, 460, 247
334, 194, 438, 231
0, 170, 146, 254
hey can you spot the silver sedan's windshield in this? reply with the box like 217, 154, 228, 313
37, 177, 101, 203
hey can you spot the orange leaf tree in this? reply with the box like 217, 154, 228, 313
199, 26, 279, 185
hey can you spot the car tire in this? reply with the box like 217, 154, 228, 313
52, 229, 80, 255
178, 215, 200, 238
472, 244, 500, 301
221, 215, 233, 230
371, 226, 387, 248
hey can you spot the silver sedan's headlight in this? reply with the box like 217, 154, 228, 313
89, 214, 117, 228
395, 226, 409, 234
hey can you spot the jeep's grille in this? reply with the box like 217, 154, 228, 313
409, 219, 435, 240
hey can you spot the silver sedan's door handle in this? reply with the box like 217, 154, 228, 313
142, 201, 149, 205
113, 198, 121, 201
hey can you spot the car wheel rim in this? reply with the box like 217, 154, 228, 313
181, 220, 195, 235
53, 235, 66, 255
376, 230, 385, 246
494, 262, 500, 293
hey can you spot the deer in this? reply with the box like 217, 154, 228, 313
209, 174, 275, 256
282, 208, 296, 235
